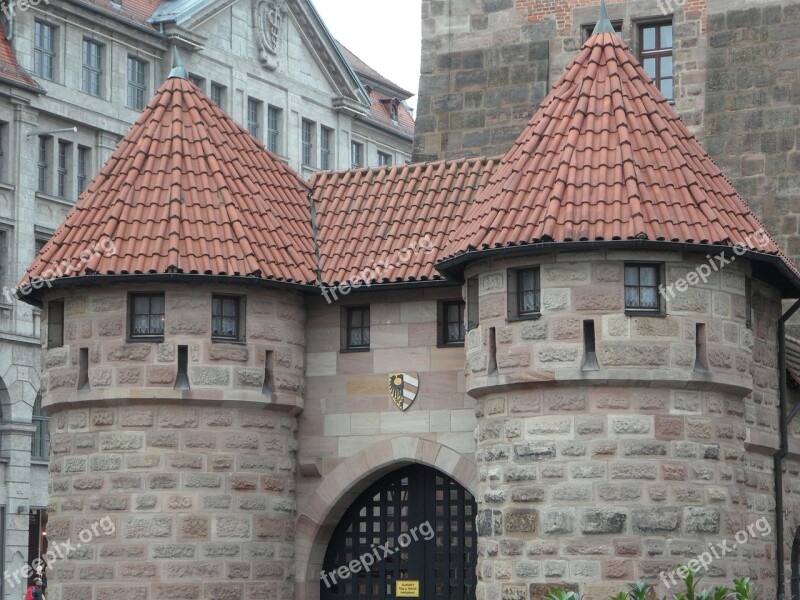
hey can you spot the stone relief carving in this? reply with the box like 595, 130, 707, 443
256, 0, 288, 71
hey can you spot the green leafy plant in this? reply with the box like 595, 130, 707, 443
611, 593, 628, 600
711, 586, 731, 600
544, 588, 584, 600
732, 578, 757, 600
628, 582, 651, 600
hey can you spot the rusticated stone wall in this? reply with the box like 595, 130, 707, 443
463, 250, 780, 598
39, 283, 305, 600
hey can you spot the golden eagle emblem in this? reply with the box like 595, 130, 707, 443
389, 373, 419, 411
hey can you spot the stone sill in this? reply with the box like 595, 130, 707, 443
30, 459, 49, 466
467, 367, 753, 397
42, 388, 303, 414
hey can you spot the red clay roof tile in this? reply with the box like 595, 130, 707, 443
441, 32, 800, 281
0, 23, 42, 91
311, 157, 499, 286
22, 76, 317, 287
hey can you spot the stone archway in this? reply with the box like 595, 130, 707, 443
294, 437, 478, 600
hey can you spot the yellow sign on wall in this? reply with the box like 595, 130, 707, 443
396, 581, 420, 597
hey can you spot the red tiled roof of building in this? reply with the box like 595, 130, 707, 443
21, 75, 317, 287
367, 89, 415, 138
311, 157, 499, 286
440, 32, 800, 281
76, 0, 162, 28
338, 43, 412, 98
0, 23, 42, 91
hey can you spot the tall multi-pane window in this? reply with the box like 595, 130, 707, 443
0, 122, 6, 182
517, 268, 541, 316
624, 263, 661, 313
210, 82, 225, 108
247, 97, 262, 139
639, 22, 673, 100
267, 106, 281, 154
77, 146, 89, 193
57, 140, 70, 198
211, 295, 242, 340
301, 119, 314, 167
351, 141, 363, 168
37, 136, 49, 193
343, 306, 370, 351
33, 21, 56, 80
320, 126, 332, 170
31, 394, 50, 460
438, 300, 466, 346
81, 39, 102, 97
378, 151, 392, 167
126, 56, 147, 110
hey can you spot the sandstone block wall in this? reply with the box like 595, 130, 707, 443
39, 283, 306, 600
415, 0, 800, 275
463, 251, 780, 597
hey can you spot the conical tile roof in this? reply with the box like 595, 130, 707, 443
22, 74, 317, 288
440, 31, 800, 282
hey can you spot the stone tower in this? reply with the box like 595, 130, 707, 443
435, 21, 798, 599
19, 64, 315, 600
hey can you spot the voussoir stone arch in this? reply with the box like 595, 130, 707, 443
294, 436, 478, 600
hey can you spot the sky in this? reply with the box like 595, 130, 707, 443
311, 0, 422, 110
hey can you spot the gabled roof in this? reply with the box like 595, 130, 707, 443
311, 157, 498, 286
0, 23, 43, 92
21, 74, 317, 289
338, 43, 413, 99
439, 30, 800, 287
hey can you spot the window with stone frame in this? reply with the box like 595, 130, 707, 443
77, 146, 90, 193
247, 97, 263, 140
351, 141, 363, 169
31, 393, 50, 460
438, 300, 465, 346
582, 20, 623, 41
126, 56, 148, 111
267, 106, 281, 154
34, 21, 56, 81
37, 136, 50, 194
342, 305, 370, 351
211, 294, 244, 341
320, 126, 333, 170
378, 151, 392, 167
82, 39, 103, 97
302, 119, 315, 167
0, 121, 7, 182
47, 299, 64, 348
624, 263, 662, 314
210, 83, 226, 109
638, 21, 673, 100
508, 267, 541, 319
129, 292, 165, 339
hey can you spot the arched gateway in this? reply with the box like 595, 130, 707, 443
321, 465, 477, 600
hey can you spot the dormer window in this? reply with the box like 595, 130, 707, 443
390, 101, 399, 124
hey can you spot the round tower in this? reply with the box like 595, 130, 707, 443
19, 65, 315, 600
436, 10, 800, 599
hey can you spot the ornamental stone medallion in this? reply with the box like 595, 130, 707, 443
256, 0, 287, 70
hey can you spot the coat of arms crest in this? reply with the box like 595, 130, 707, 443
389, 373, 419, 411
257, 0, 287, 70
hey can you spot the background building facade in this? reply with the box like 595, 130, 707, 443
0, 0, 414, 592
414, 0, 800, 276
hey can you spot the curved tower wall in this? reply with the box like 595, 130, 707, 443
40, 282, 305, 600
466, 250, 781, 599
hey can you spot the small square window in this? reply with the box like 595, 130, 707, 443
129, 293, 165, 339
47, 299, 64, 348
378, 151, 392, 167
212, 295, 243, 340
342, 306, 370, 351
624, 263, 661, 313
438, 300, 465, 346
507, 267, 541, 319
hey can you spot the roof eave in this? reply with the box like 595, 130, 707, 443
436, 240, 800, 298
15, 273, 319, 307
